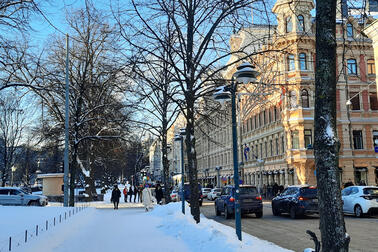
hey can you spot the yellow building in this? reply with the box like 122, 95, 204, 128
195, 0, 378, 188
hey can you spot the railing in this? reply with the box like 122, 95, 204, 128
0, 204, 89, 252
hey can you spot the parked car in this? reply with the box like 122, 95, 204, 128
341, 186, 378, 217
271, 185, 318, 219
201, 188, 212, 198
0, 187, 48, 206
179, 183, 203, 206
215, 185, 263, 219
170, 190, 179, 202
207, 188, 222, 201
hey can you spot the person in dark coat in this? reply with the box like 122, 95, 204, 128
128, 186, 134, 202
155, 184, 164, 204
111, 185, 121, 209
133, 186, 138, 203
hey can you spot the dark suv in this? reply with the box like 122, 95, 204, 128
271, 185, 318, 219
215, 185, 263, 219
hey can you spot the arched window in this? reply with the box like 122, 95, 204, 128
299, 53, 307, 70
297, 15, 305, 32
288, 54, 295, 71
289, 90, 297, 108
367, 59, 375, 75
347, 23, 353, 38
301, 89, 309, 108
286, 17, 293, 32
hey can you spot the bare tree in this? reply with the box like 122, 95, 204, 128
38, 3, 133, 205
116, 0, 273, 223
0, 91, 27, 186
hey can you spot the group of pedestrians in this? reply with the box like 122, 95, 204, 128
122, 185, 142, 203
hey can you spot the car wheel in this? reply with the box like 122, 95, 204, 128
272, 206, 280, 216
354, 205, 364, 218
29, 201, 40, 206
255, 212, 263, 218
290, 206, 297, 219
224, 206, 230, 219
215, 205, 221, 216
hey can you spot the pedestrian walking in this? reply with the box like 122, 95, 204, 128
133, 186, 138, 203
111, 185, 121, 210
128, 186, 134, 202
142, 185, 153, 211
123, 186, 128, 203
273, 182, 279, 197
155, 184, 164, 204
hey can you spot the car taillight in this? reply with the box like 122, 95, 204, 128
361, 195, 373, 200
229, 197, 235, 202
256, 196, 262, 200
298, 196, 309, 201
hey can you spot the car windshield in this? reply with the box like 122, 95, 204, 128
213, 189, 221, 192
300, 187, 317, 197
203, 189, 211, 192
363, 188, 378, 195
239, 187, 258, 195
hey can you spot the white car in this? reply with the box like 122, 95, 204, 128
207, 188, 222, 201
0, 187, 48, 206
341, 186, 378, 217
201, 188, 211, 198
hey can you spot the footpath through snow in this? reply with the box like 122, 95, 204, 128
0, 191, 293, 252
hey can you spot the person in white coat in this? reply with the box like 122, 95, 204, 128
142, 185, 154, 211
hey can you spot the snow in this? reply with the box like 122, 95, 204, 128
0, 191, 292, 252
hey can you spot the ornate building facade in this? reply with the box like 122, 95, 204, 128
195, 0, 378, 188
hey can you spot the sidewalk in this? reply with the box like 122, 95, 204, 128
18, 203, 292, 252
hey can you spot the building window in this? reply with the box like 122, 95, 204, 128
353, 130, 363, 149
269, 108, 272, 123
270, 140, 273, 157
256, 144, 259, 159
259, 112, 263, 127
301, 89, 309, 108
275, 138, 279, 155
289, 90, 297, 108
291, 131, 299, 149
274, 107, 278, 121
299, 53, 307, 70
370, 93, 378, 110
373, 131, 378, 149
265, 142, 267, 157
263, 110, 266, 125
288, 54, 295, 71
349, 92, 360, 110
297, 15, 305, 32
367, 59, 375, 75
286, 17, 292, 32
281, 135, 285, 153
254, 115, 257, 129
346, 23, 353, 38
304, 129, 312, 149
347, 59, 357, 75
260, 143, 263, 159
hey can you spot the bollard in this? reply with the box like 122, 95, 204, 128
25, 230, 27, 243
36, 225, 38, 236
9, 236, 11, 251
65, 212, 66, 220
54, 217, 56, 226
46, 220, 48, 231
60, 214, 61, 223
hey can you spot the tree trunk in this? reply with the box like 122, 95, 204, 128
162, 116, 171, 204
186, 96, 200, 223
69, 144, 78, 206
314, 1, 350, 251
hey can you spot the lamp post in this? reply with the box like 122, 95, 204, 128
174, 128, 186, 214
212, 62, 259, 241
215, 166, 222, 188
11, 166, 16, 186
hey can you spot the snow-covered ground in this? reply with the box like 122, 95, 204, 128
0, 189, 293, 252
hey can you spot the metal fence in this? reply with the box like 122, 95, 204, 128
0, 204, 89, 252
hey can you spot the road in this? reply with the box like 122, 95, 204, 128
200, 200, 378, 252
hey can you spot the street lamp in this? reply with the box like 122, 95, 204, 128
212, 62, 259, 241
174, 128, 186, 214
215, 166, 222, 188
11, 166, 16, 186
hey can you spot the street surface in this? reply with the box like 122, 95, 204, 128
200, 200, 378, 252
